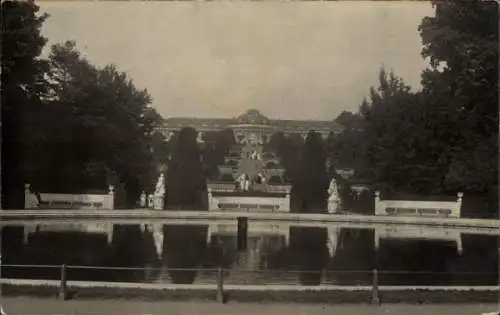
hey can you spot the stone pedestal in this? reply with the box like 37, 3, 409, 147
328, 200, 341, 214
153, 196, 164, 210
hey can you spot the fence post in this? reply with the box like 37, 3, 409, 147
216, 267, 224, 303
371, 234, 380, 305
371, 268, 380, 305
59, 264, 68, 300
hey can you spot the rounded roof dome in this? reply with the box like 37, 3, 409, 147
236, 109, 269, 125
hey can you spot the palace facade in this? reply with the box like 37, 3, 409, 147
156, 109, 344, 144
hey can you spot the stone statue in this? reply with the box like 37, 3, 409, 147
237, 173, 250, 191
29, 192, 40, 209
248, 133, 258, 145
327, 177, 341, 213
154, 174, 165, 197
153, 174, 166, 210
196, 132, 203, 143
244, 175, 250, 191
237, 173, 245, 191
256, 173, 266, 184
147, 194, 154, 208
139, 191, 146, 208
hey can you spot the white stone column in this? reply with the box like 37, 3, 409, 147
107, 185, 115, 209
456, 192, 463, 218
374, 191, 384, 216
24, 184, 31, 209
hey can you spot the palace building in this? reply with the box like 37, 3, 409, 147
156, 109, 344, 144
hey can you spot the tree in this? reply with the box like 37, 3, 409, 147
13, 41, 157, 208
52, 42, 154, 193
358, 69, 425, 194
418, 0, 498, 196
1, 0, 50, 208
328, 111, 366, 174
288, 227, 329, 286
163, 225, 208, 284
202, 129, 235, 180
294, 131, 329, 212
166, 127, 206, 209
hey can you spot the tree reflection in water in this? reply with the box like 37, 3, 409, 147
106, 225, 159, 282
288, 227, 329, 286
162, 225, 208, 284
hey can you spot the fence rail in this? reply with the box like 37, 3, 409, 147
2, 263, 499, 304
1, 264, 499, 275
1, 264, 498, 286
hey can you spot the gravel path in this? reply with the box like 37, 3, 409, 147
1, 297, 499, 315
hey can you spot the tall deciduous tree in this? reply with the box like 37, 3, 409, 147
418, 0, 498, 196
360, 68, 422, 193
46, 42, 155, 201
1, 0, 50, 208
328, 111, 366, 174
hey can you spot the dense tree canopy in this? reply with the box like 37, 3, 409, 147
1, 0, 50, 208
418, 0, 498, 195
2, 0, 160, 208
326, 1, 498, 216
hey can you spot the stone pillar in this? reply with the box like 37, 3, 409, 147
285, 192, 291, 212
456, 192, 464, 218
153, 195, 164, 210
24, 183, 31, 209
374, 191, 383, 216
107, 185, 115, 209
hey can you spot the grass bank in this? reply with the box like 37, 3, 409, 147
1, 281, 498, 304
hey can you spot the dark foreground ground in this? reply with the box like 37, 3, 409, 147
1, 297, 499, 315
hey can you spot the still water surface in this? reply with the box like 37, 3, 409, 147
1, 222, 498, 286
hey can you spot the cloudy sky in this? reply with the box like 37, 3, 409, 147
39, 1, 434, 120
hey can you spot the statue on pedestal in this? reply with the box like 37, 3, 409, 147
147, 194, 154, 208
256, 173, 266, 184
153, 173, 166, 210
327, 177, 341, 213
139, 191, 146, 208
237, 173, 250, 192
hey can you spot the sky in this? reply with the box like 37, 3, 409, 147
39, 1, 435, 120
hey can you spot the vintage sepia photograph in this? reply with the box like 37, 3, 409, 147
1, 0, 499, 314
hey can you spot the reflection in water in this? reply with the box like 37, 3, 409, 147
289, 227, 329, 285
0, 222, 498, 286
328, 229, 375, 285
162, 225, 208, 284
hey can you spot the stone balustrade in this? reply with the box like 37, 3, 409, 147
374, 191, 463, 218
